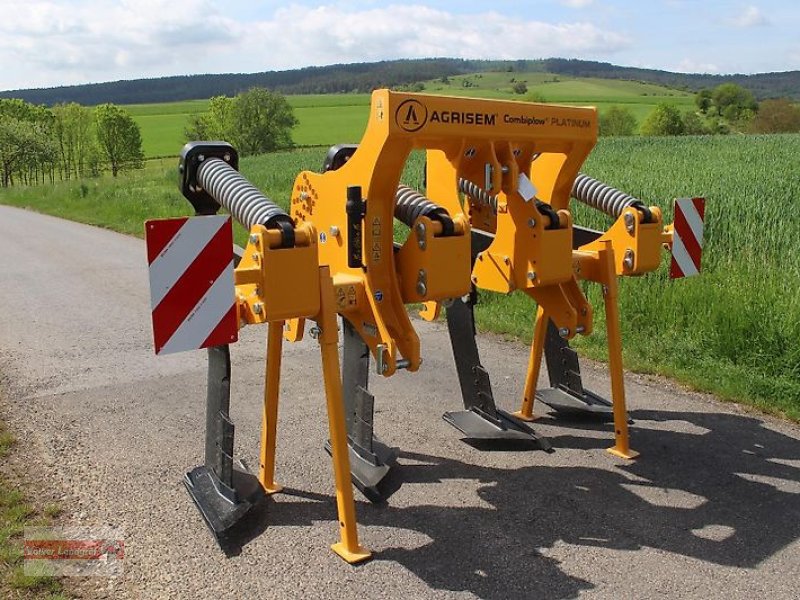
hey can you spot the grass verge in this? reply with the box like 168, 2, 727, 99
0, 420, 68, 599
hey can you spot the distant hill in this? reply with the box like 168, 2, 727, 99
1, 58, 798, 106
541, 59, 800, 101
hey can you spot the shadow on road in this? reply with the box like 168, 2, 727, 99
228, 408, 800, 599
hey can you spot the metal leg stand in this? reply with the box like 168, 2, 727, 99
318, 268, 372, 563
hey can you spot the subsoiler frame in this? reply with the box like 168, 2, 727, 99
247, 88, 599, 555
218, 89, 602, 559
311, 91, 601, 497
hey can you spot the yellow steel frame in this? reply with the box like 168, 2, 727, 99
230, 90, 606, 562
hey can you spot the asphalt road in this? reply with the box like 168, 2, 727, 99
1, 204, 799, 599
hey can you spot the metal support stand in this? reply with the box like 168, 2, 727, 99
317, 268, 372, 563
325, 318, 399, 503
598, 247, 638, 459
184, 345, 264, 540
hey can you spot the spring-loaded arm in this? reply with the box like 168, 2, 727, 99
571, 173, 653, 223
458, 178, 498, 214
179, 141, 296, 247
458, 178, 561, 229
394, 185, 454, 235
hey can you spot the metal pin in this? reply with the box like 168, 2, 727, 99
376, 343, 388, 374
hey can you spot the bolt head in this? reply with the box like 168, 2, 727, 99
558, 327, 570, 338
527, 271, 537, 281
253, 303, 263, 315
623, 249, 635, 270
624, 212, 635, 233
527, 218, 536, 228
249, 234, 259, 245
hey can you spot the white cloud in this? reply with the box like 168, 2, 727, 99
0, 1, 630, 91
560, 0, 594, 7
731, 5, 769, 28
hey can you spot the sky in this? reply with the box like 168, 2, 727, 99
0, 0, 798, 92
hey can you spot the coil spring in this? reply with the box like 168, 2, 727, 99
571, 173, 642, 219
394, 185, 446, 226
458, 178, 498, 213
197, 158, 291, 230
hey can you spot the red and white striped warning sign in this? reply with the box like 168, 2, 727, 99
670, 198, 705, 279
145, 216, 238, 355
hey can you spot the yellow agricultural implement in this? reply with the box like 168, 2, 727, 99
146, 90, 703, 562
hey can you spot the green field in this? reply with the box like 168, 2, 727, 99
127, 94, 374, 156
127, 73, 695, 158
2, 134, 798, 419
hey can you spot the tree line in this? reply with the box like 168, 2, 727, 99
2, 58, 796, 107
1, 87, 298, 188
0, 99, 143, 187
599, 83, 800, 137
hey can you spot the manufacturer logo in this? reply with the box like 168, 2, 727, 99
396, 99, 428, 132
